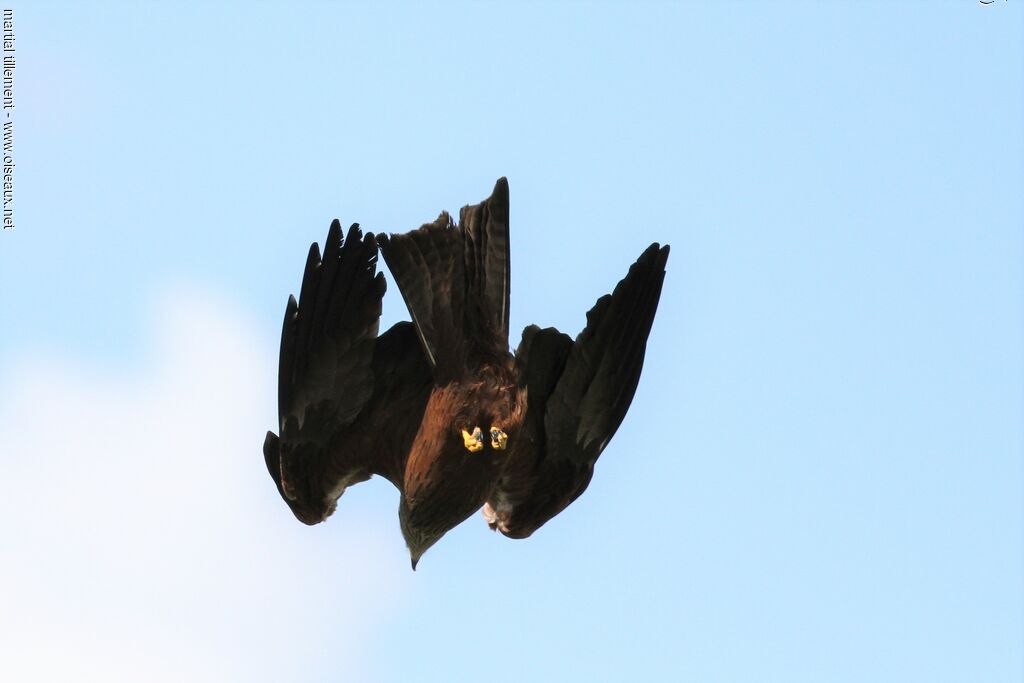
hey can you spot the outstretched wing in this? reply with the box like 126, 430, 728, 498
488, 242, 669, 538
263, 221, 432, 525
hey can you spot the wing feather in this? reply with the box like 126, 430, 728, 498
488, 243, 669, 537
264, 222, 431, 525
548, 242, 669, 459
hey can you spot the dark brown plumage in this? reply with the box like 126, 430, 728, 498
264, 178, 668, 568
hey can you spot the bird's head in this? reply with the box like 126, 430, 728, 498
399, 497, 445, 570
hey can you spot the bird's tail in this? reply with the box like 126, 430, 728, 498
378, 178, 511, 381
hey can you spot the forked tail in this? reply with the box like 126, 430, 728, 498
378, 178, 510, 382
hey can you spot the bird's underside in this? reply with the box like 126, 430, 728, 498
264, 177, 669, 567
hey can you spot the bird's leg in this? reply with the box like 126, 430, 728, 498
461, 427, 484, 453
489, 427, 508, 450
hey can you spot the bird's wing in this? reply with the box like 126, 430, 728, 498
488, 243, 669, 538
263, 221, 432, 525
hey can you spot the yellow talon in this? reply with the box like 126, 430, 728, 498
462, 427, 484, 453
489, 427, 508, 450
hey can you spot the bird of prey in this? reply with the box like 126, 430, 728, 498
264, 178, 668, 568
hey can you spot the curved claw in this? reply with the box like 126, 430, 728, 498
489, 427, 508, 450
461, 427, 484, 453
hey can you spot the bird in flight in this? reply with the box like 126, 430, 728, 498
264, 178, 669, 568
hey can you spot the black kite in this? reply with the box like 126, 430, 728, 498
263, 178, 669, 568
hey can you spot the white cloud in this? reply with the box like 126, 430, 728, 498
0, 287, 409, 682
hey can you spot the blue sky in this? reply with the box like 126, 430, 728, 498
1, 2, 1021, 681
